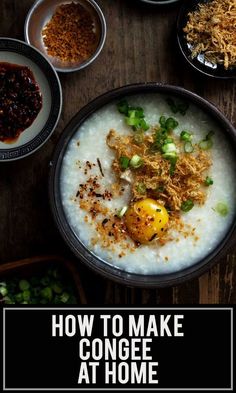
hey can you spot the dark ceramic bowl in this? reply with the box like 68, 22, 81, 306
138, 0, 181, 4
49, 83, 236, 288
177, 0, 236, 79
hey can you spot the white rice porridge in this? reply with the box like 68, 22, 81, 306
60, 94, 236, 274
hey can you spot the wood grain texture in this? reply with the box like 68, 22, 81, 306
0, 0, 235, 304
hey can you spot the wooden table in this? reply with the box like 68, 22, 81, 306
0, 0, 235, 304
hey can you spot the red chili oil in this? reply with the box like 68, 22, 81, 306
0, 62, 43, 143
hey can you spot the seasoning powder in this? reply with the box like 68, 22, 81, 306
42, 2, 98, 63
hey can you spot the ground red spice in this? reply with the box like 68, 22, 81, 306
42, 2, 98, 63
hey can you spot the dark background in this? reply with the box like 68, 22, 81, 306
3, 308, 233, 389
0, 0, 236, 304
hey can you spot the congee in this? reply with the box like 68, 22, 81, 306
60, 94, 236, 274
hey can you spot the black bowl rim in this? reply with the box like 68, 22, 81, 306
0, 37, 62, 161
176, 0, 236, 80
137, 0, 181, 4
49, 82, 236, 288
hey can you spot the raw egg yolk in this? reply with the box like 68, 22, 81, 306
125, 198, 169, 244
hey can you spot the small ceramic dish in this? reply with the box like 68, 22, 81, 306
0, 37, 62, 162
25, 0, 107, 73
177, 0, 236, 79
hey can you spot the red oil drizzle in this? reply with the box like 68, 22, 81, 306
0, 62, 43, 143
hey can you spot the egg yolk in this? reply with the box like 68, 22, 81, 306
125, 198, 169, 244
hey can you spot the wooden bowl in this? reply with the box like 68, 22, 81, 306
0, 254, 87, 304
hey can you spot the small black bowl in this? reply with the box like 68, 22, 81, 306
177, 0, 236, 79
137, 0, 181, 5
49, 83, 236, 288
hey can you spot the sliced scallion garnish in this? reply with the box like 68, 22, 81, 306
159, 116, 166, 127
119, 156, 130, 170
180, 130, 192, 142
205, 176, 213, 186
181, 199, 194, 212
130, 154, 143, 169
133, 131, 144, 145
0, 286, 8, 296
136, 182, 146, 194
199, 131, 214, 150
117, 100, 149, 131
117, 206, 128, 218
214, 202, 228, 217
162, 143, 177, 154
165, 117, 178, 131
184, 141, 194, 153
199, 139, 213, 150
162, 151, 178, 176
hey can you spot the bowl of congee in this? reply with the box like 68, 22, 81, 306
49, 84, 236, 287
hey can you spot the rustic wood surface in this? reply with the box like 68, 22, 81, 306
0, 0, 235, 304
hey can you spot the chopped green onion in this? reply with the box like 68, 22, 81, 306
165, 117, 178, 131
133, 131, 144, 145
118, 100, 149, 131
152, 128, 168, 150
126, 113, 139, 127
117, 206, 128, 218
166, 98, 189, 115
205, 176, 213, 186
0, 286, 8, 296
165, 137, 174, 144
60, 292, 70, 304
162, 151, 178, 175
215, 202, 228, 217
163, 150, 178, 160
15, 293, 23, 303
4, 297, 15, 304
184, 141, 194, 153
162, 143, 177, 154
180, 130, 192, 142
130, 154, 143, 169
199, 140, 213, 150
0, 268, 77, 305
22, 290, 31, 301
181, 200, 194, 212
136, 182, 146, 194
119, 156, 130, 170
19, 279, 30, 291
40, 287, 53, 301
138, 118, 149, 131
117, 100, 129, 115
128, 107, 144, 118
159, 116, 166, 127
199, 131, 214, 150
